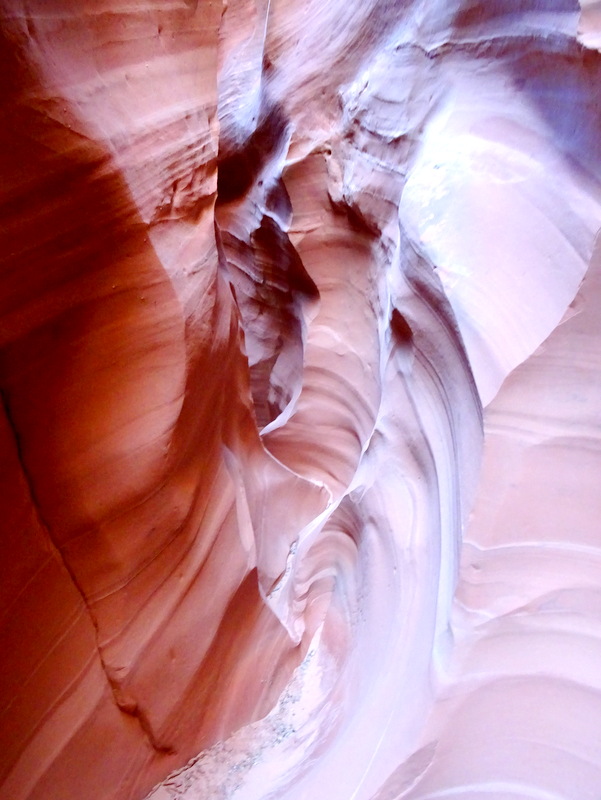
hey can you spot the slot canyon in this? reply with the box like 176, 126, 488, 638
1, 1, 601, 798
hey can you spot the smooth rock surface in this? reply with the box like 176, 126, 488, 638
0, 1, 600, 799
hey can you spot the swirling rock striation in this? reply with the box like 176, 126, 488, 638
0, 2, 600, 800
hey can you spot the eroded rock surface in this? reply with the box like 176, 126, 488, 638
0, 1, 600, 799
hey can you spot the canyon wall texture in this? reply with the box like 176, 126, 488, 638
0, 1, 600, 799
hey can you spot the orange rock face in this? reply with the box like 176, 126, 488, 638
1, 2, 601, 799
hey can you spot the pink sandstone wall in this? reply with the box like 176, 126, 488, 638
0, 2, 600, 799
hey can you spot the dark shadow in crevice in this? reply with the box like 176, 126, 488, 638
216, 103, 289, 205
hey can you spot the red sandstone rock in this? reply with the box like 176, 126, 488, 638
0, 2, 600, 800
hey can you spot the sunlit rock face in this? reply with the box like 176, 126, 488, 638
0, 1, 600, 799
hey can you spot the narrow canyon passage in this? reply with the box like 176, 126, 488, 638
0, 2, 600, 800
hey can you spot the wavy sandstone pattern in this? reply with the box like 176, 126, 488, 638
0, 1, 600, 799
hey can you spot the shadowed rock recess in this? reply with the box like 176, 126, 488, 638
1, 1, 600, 799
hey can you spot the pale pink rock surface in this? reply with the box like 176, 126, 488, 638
0, 1, 600, 800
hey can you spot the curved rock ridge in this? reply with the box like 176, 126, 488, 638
0, 1, 600, 800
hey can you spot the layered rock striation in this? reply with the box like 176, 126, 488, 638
0, 1, 600, 799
